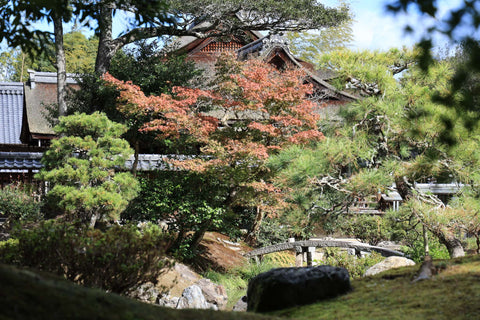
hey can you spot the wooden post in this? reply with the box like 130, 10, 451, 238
295, 246, 303, 267
355, 249, 362, 257
423, 225, 429, 257
306, 247, 315, 266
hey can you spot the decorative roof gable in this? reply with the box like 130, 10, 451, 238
24, 70, 79, 138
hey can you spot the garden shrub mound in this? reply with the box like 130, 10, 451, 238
247, 266, 351, 313
0, 263, 275, 320
0, 221, 171, 294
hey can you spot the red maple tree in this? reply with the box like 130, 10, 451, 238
105, 54, 324, 245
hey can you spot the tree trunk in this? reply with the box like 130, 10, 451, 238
476, 233, 480, 254
89, 212, 101, 229
95, 4, 115, 75
434, 229, 465, 258
245, 207, 264, 246
189, 227, 208, 254
53, 15, 67, 117
395, 176, 465, 259
132, 140, 139, 176
423, 225, 429, 257
170, 227, 186, 253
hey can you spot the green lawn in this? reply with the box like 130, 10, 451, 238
273, 255, 480, 320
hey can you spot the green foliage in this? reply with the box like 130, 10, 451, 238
319, 248, 384, 279
0, 31, 98, 82
401, 236, 450, 263
123, 171, 226, 257
67, 43, 202, 155
0, 238, 19, 263
334, 215, 391, 245
272, 47, 480, 258
0, 220, 172, 294
388, 2, 480, 137
0, 184, 43, 223
318, 47, 416, 94
109, 40, 202, 96
36, 112, 138, 227
203, 258, 284, 309
285, 0, 353, 64
63, 30, 98, 73
0, 49, 21, 81
257, 219, 301, 247
123, 171, 225, 227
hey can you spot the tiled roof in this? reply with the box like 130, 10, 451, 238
0, 82, 24, 144
0, 153, 187, 172
0, 152, 43, 171
124, 154, 196, 171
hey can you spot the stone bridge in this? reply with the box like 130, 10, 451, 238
244, 239, 404, 267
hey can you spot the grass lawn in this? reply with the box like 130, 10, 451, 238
273, 255, 480, 320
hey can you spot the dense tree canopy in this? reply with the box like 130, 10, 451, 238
66, 41, 203, 176
0, 0, 349, 120
270, 47, 480, 258
0, 0, 350, 74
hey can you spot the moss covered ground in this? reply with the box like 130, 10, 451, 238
1, 255, 480, 319
273, 255, 480, 320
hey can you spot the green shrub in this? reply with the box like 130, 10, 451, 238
319, 248, 385, 279
0, 184, 43, 223
334, 215, 391, 245
203, 257, 284, 309
257, 219, 298, 247
401, 235, 450, 263
0, 221, 172, 294
35, 112, 139, 228
0, 238, 19, 263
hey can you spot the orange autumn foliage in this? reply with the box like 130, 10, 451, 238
104, 56, 324, 215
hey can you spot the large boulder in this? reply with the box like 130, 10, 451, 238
247, 266, 351, 313
156, 263, 200, 298
176, 285, 210, 309
364, 256, 416, 277
196, 278, 228, 310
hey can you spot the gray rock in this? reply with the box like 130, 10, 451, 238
128, 282, 159, 304
247, 265, 351, 312
232, 296, 247, 312
176, 285, 210, 309
196, 278, 228, 310
364, 256, 416, 277
157, 294, 179, 308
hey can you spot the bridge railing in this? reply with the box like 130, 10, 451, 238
244, 239, 404, 267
